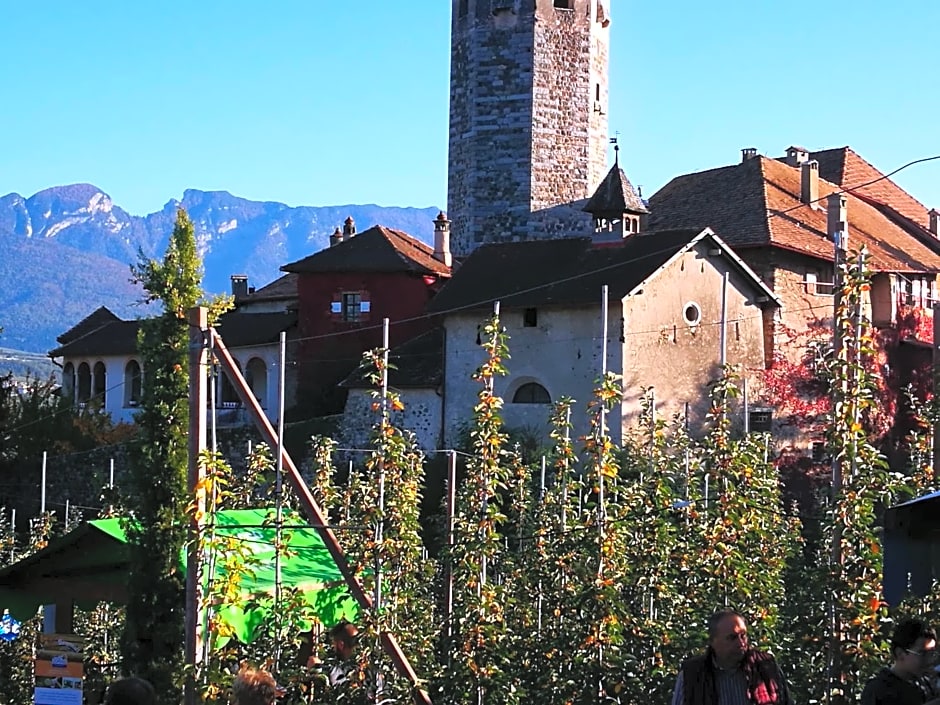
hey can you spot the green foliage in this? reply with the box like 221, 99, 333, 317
122, 208, 204, 700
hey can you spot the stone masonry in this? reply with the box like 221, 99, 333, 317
448, 0, 611, 257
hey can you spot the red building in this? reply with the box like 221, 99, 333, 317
281, 215, 452, 413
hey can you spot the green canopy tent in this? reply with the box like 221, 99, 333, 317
0, 508, 358, 643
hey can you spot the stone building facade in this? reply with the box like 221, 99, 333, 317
448, 0, 611, 256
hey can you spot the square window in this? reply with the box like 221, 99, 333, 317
330, 301, 342, 314
748, 409, 773, 433
342, 292, 362, 322
523, 307, 538, 327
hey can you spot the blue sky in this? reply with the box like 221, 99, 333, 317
1, 1, 938, 216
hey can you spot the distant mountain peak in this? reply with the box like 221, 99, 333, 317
1, 183, 440, 353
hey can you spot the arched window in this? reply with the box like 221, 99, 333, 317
62, 362, 75, 404
124, 360, 142, 407
77, 363, 92, 405
93, 362, 107, 408
512, 382, 551, 404
245, 358, 268, 408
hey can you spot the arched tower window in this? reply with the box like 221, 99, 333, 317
62, 362, 75, 404
512, 382, 551, 404
77, 363, 92, 405
245, 358, 268, 409
124, 360, 142, 407
93, 362, 107, 409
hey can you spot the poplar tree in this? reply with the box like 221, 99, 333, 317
122, 208, 202, 699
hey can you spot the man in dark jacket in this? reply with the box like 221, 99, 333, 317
861, 618, 940, 705
671, 610, 792, 705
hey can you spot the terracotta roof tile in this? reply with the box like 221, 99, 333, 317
281, 224, 451, 277
650, 154, 940, 273
811, 147, 930, 229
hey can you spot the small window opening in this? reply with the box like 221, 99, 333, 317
811, 440, 827, 462
683, 302, 702, 326
553, 0, 572, 8
748, 409, 773, 433
523, 307, 538, 327
512, 382, 551, 404
458, 0, 469, 17
595, 83, 601, 101
342, 292, 362, 322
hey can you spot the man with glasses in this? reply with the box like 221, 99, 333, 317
862, 618, 940, 705
671, 609, 793, 705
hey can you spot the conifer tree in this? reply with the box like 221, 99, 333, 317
122, 208, 203, 700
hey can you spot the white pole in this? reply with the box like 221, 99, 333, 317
41, 451, 47, 514
375, 319, 390, 621
109, 458, 115, 489
10, 509, 15, 562
743, 377, 750, 434
274, 331, 286, 668
720, 271, 729, 368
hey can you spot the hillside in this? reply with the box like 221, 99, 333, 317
0, 184, 439, 353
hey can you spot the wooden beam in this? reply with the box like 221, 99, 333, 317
210, 329, 431, 705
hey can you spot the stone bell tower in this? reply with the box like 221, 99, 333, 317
447, 0, 612, 257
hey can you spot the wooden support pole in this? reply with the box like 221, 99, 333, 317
210, 330, 431, 705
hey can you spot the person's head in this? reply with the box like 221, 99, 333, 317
707, 610, 749, 668
890, 619, 937, 679
104, 677, 156, 705
330, 621, 359, 660
232, 665, 278, 705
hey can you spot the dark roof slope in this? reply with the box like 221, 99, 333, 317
583, 163, 648, 215
214, 312, 297, 348
240, 273, 298, 303
427, 229, 772, 314
50, 311, 297, 358
282, 225, 451, 277
56, 306, 122, 345
650, 155, 940, 273
341, 327, 444, 390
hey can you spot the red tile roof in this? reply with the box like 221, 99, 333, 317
811, 147, 930, 229
281, 225, 451, 277
649, 154, 940, 273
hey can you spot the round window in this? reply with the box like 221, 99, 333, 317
683, 302, 702, 326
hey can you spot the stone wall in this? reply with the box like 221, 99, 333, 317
448, 0, 610, 256
341, 388, 443, 454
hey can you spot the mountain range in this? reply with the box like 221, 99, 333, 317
0, 184, 439, 353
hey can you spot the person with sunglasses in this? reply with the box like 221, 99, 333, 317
672, 609, 793, 705
862, 618, 940, 705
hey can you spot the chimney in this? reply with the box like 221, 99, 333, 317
231, 274, 248, 298
801, 160, 819, 207
929, 208, 939, 237
329, 226, 343, 247
343, 216, 356, 239
433, 211, 453, 267
785, 145, 810, 167
741, 147, 758, 162
827, 192, 848, 249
